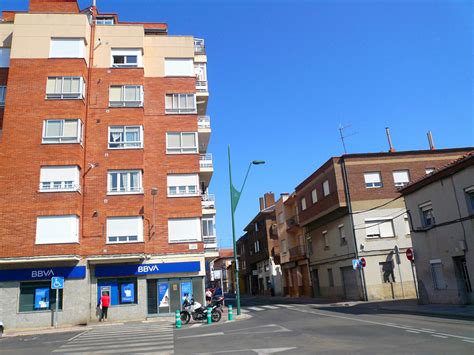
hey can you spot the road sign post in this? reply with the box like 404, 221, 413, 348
51, 277, 64, 328
406, 248, 419, 300
394, 246, 405, 299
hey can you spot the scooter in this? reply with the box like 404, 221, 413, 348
180, 298, 222, 324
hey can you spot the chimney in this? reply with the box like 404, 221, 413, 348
29, 0, 80, 13
427, 131, 435, 150
264, 192, 275, 209
259, 197, 265, 211
385, 127, 396, 152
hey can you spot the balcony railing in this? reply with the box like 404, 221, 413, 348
198, 116, 211, 129
196, 80, 208, 92
201, 194, 216, 209
200, 154, 213, 169
286, 215, 300, 231
194, 38, 206, 55
289, 245, 305, 260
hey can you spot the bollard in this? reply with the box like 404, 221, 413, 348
228, 304, 233, 321
207, 307, 212, 324
175, 310, 182, 329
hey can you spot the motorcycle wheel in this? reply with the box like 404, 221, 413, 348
180, 311, 191, 324
211, 310, 222, 322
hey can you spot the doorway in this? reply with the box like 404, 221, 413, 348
453, 256, 473, 304
311, 268, 320, 297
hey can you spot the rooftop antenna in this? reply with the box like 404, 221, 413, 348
339, 124, 357, 154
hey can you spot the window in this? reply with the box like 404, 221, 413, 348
168, 217, 201, 243
419, 202, 435, 228
311, 189, 318, 204
109, 85, 143, 107
365, 219, 395, 238
50, 38, 85, 58
327, 268, 334, 287
254, 240, 261, 253
111, 49, 142, 68
281, 239, 287, 253
0, 48, 10, 68
338, 224, 346, 244
465, 186, 474, 214
39, 166, 80, 192
323, 180, 330, 196
364, 172, 382, 188
306, 236, 313, 256
107, 216, 143, 243
108, 126, 143, 149
42, 119, 82, 144
96, 17, 114, 25
202, 217, 215, 237
425, 168, 435, 175
404, 215, 411, 236
36, 215, 79, 244
108, 170, 143, 194
255, 222, 259, 232
430, 261, 446, 289
165, 93, 196, 114
301, 197, 307, 211
393, 170, 410, 187
19, 282, 62, 312
165, 58, 194, 76
167, 174, 199, 197
98, 278, 138, 306
46, 77, 84, 99
166, 132, 198, 154
0, 85, 5, 106
322, 230, 329, 249
278, 212, 284, 224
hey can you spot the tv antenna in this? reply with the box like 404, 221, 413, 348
338, 124, 357, 154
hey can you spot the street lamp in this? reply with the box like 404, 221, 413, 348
228, 145, 265, 316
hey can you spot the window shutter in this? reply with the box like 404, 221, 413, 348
365, 221, 379, 237
107, 217, 143, 240
165, 59, 194, 76
109, 86, 122, 102
36, 215, 79, 244
168, 218, 201, 242
167, 174, 198, 187
379, 220, 394, 237
46, 78, 58, 94
40, 166, 79, 183
393, 170, 409, 184
181, 133, 196, 148
167, 133, 181, 148
364, 172, 381, 184
50, 38, 85, 58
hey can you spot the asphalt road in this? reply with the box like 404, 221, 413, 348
1, 297, 473, 354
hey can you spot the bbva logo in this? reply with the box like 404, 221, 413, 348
32, 269, 55, 278
137, 265, 159, 273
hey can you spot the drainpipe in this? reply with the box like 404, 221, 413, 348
341, 157, 368, 301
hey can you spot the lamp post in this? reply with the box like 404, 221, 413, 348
228, 145, 265, 316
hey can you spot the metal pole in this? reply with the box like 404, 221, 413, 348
410, 261, 419, 300
228, 146, 241, 316
54, 289, 59, 328
398, 263, 405, 298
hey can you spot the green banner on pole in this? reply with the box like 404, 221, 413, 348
231, 184, 241, 213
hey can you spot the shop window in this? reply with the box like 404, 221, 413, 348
19, 282, 63, 312
97, 278, 138, 305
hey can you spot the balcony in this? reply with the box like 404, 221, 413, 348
194, 38, 206, 55
198, 116, 211, 153
286, 215, 300, 233
289, 245, 306, 261
199, 154, 214, 186
201, 193, 216, 214
203, 236, 218, 250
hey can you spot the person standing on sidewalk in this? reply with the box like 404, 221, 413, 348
99, 291, 110, 322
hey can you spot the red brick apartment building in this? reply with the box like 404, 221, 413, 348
0, 0, 217, 329
296, 147, 473, 301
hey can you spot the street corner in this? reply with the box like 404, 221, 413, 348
2, 325, 91, 338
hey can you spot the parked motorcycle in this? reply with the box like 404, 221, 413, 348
180, 298, 222, 324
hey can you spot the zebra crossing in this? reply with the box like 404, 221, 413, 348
243, 304, 298, 312
53, 321, 174, 354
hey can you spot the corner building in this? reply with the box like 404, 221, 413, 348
0, 0, 216, 329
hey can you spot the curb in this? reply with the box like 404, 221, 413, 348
378, 307, 474, 321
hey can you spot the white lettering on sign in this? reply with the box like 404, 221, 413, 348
137, 265, 159, 273
32, 269, 55, 278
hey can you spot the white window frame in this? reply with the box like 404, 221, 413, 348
323, 180, 330, 196
36, 215, 79, 244
165, 58, 194, 77
202, 217, 215, 238
168, 217, 202, 243
42, 119, 83, 144
107, 216, 144, 244
419, 202, 435, 228
465, 186, 474, 215
39, 166, 80, 193
108, 125, 143, 149
0, 48, 11, 68
107, 170, 143, 195
311, 189, 318, 204
165, 93, 197, 114
0, 85, 6, 106
96, 17, 115, 25
365, 218, 395, 239
301, 197, 307, 211
111, 48, 142, 68
167, 174, 199, 197
46, 77, 85, 100
49, 38, 85, 59
165, 132, 198, 154
254, 240, 260, 253
364, 172, 383, 189
393, 170, 410, 188
109, 85, 144, 107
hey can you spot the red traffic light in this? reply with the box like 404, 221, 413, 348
406, 248, 414, 261
360, 257, 366, 268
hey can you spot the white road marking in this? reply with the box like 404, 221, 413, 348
462, 340, 474, 344
196, 347, 297, 354
406, 330, 420, 334
275, 304, 295, 308
67, 331, 89, 341
421, 328, 436, 332
178, 332, 225, 339
190, 324, 203, 328
260, 305, 279, 310
432, 335, 448, 339
247, 307, 265, 311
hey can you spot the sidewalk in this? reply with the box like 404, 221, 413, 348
376, 299, 474, 320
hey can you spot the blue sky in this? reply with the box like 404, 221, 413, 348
2, 0, 473, 248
